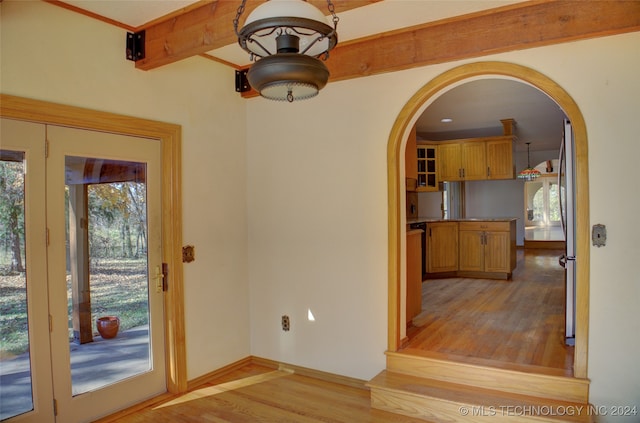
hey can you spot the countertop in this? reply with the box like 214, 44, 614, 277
407, 217, 518, 225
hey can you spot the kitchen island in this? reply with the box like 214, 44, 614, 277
408, 218, 517, 280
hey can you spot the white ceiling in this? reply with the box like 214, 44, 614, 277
416, 79, 567, 152
58, 0, 564, 152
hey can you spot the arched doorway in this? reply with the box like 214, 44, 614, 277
387, 62, 590, 378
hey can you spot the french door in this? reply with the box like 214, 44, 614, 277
1, 119, 166, 422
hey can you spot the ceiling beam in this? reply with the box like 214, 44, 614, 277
135, 0, 380, 71
237, 0, 640, 98
328, 0, 640, 81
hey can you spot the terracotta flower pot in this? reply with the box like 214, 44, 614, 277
96, 316, 120, 339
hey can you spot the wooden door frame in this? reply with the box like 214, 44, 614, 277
0, 94, 188, 393
387, 62, 590, 379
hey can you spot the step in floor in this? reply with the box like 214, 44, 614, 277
368, 370, 594, 423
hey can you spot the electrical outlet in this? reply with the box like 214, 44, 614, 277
281, 315, 290, 331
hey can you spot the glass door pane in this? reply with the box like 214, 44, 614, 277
548, 181, 561, 223
0, 151, 33, 420
65, 158, 152, 396
0, 118, 54, 423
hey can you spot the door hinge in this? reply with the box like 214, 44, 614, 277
53, 398, 57, 416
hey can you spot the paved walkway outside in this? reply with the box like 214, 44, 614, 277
0, 326, 150, 421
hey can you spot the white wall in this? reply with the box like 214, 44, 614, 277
246, 33, 640, 419
465, 178, 524, 242
417, 191, 443, 218
1, 1, 251, 380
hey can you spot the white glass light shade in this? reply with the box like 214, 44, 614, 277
240, 0, 336, 58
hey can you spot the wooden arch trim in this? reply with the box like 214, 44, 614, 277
386, 62, 590, 379
0, 94, 188, 394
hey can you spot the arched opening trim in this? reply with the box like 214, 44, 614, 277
387, 62, 590, 378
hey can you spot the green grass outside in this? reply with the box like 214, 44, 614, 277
0, 258, 148, 359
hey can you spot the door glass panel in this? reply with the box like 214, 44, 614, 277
64, 156, 152, 396
532, 184, 545, 223
0, 151, 34, 420
549, 181, 561, 223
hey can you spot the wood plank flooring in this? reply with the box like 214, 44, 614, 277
405, 249, 574, 375
105, 363, 432, 423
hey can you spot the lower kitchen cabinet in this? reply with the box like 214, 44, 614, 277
406, 229, 423, 323
459, 230, 484, 272
458, 220, 516, 278
426, 222, 458, 273
424, 219, 517, 280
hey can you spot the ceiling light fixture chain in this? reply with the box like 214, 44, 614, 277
233, 0, 248, 36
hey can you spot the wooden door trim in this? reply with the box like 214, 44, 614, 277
387, 61, 590, 379
0, 94, 188, 394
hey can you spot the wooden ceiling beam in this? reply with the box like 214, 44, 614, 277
326, 1, 640, 82
135, 0, 380, 71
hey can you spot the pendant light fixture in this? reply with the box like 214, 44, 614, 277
234, 0, 339, 102
518, 142, 542, 181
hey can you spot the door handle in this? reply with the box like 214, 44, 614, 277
559, 254, 576, 268
558, 254, 566, 268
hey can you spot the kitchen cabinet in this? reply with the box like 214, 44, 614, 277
416, 143, 438, 191
458, 229, 485, 272
437, 140, 486, 181
421, 218, 517, 280
437, 136, 514, 182
406, 229, 423, 324
486, 137, 515, 179
437, 143, 461, 182
458, 220, 516, 277
426, 222, 458, 273
405, 125, 418, 191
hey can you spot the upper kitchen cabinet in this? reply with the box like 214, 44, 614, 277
416, 143, 438, 191
405, 124, 418, 191
437, 143, 461, 181
486, 137, 515, 179
437, 135, 515, 182
436, 118, 516, 182
438, 140, 487, 181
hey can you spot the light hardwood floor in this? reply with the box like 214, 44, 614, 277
104, 363, 431, 423
405, 249, 574, 375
